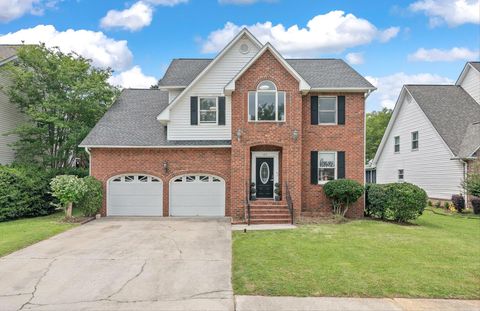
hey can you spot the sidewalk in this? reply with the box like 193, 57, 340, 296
235, 296, 480, 311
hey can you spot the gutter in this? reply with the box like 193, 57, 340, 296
84, 147, 91, 176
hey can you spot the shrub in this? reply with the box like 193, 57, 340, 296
323, 179, 364, 216
427, 200, 433, 207
77, 176, 103, 217
365, 182, 427, 223
443, 202, 450, 210
471, 197, 480, 215
435, 201, 442, 209
451, 195, 465, 213
384, 183, 427, 222
0, 166, 55, 221
463, 173, 480, 197
50, 175, 87, 217
365, 184, 388, 219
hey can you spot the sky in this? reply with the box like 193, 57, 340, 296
0, 0, 479, 111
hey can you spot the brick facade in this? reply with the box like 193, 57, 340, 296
90, 49, 366, 221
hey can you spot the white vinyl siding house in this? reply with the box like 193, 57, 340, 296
375, 92, 465, 199
458, 64, 480, 103
0, 73, 23, 165
167, 36, 260, 140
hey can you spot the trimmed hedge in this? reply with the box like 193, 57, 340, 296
324, 179, 364, 216
0, 165, 89, 222
366, 182, 427, 222
77, 176, 103, 217
451, 195, 465, 213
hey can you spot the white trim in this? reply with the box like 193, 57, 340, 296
398, 169, 404, 182
411, 131, 419, 151
106, 173, 163, 217
224, 43, 311, 94
248, 82, 286, 122
84, 147, 91, 176
318, 96, 338, 125
156, 28, 262, 122
0, 55, 18, 67
79, 145, 231, 149
251, 151, 279, 199
394, 135, 400, 153
318, 151, 337, 184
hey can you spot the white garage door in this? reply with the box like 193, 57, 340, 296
170, 175, 225, 216
108, 175, 163, 216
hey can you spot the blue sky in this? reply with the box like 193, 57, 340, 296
0, 0, 479, 111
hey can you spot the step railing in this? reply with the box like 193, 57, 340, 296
245, 181, 251, 225
285, 182, 294, 225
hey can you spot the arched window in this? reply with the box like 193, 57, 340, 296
248, 80, 285, 122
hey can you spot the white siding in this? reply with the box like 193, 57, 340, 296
0, 74, 23, 165
460, 66, 480, 103
168, 89, 182, 103
376, 93, 464, 199
168, 36, 260, 140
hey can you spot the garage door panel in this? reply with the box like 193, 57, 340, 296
170, 175, 225, 217
108, 175, 163, 216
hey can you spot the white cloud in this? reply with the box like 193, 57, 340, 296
408, 47, 479, 62
409, 0, 480, 27
0, 0, 41, 22
346, 52, 364, 65
200, 11, 400, 56
108, 66, 157, 88
366, 73, 453, 110
0, 24, 133, 71
100, 1, 153, 32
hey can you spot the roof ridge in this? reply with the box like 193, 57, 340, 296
174, 58, 213, 60
285, 58, 340, 60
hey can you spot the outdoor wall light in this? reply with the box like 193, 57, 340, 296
163, 161, 169, 174
292, 129, 299, 142
236, 128, 242, 142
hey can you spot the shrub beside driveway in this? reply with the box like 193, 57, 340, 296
233, 210, 480, 299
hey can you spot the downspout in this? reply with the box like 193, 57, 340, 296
85, 147, 91, 176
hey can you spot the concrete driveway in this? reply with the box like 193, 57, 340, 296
0, 218, 233, 311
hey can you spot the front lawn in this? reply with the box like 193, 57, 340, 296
233, 210, 480, 299
0, 212, 78, 257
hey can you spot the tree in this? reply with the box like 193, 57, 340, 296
0, 44, 118, 169
50, 175, 86, 218
366, 108, 392, 163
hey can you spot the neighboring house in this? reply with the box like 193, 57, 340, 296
372, 62, 480, 201
0, 45, 23, 165
80, 29, 375, 223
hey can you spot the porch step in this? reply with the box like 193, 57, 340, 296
250, 218, 292, 224
249, 204, 289, 209
250, 213, 291, 220
250, 208, 290, 215
250, 200, 286, 206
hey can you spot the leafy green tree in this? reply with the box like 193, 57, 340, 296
50, 175, 86, 218
0, 44, 118, 169
366, 108, 392, 163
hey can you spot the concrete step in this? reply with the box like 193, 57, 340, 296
250, 218, 292, 224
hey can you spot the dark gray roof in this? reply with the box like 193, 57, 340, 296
80, 89, 230, 147
286, 59, 374, 89
157, 58, 374, 89
158, 59, 212, 87
0, 45, 19, 64
469, 62, 480, 72
405, 85, 480, 156
458, 122, 480, 158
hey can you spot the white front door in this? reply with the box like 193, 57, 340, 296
169, 174, 225, 216
108, 174, 163, 216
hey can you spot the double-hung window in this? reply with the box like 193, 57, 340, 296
318, 97, 337, 124
318, 152, 336, 182
394, 136, 400, 153
398, 169, 404, 181
411, 131, 419, 150
199, 97, 217, 124
248, 80, 285, 122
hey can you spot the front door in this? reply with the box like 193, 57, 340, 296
256, 157, 274, 198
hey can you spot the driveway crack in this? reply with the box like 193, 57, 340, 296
106, 260, 147, 299
18, 258, 56, 311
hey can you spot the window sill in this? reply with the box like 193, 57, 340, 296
248, 120, 286, 123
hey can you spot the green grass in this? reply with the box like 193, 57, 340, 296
0, 212, 78, 257
233, 210, 480, 299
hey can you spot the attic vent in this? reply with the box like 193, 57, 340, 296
240, 43, 249, 54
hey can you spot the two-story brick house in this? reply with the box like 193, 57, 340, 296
80, 29, 375, 223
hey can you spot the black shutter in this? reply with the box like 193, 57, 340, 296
337, 96, 345, 125
310, 151, 318, 184
337, 151, 345, 179
190, 96, 198, 125
311, 96, 318, 125
218, 96, 226, 125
